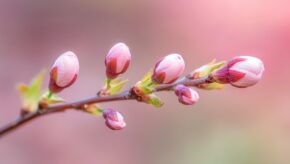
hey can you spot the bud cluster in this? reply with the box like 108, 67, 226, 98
43, 43, 265, 131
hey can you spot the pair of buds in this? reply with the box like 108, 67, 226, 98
49, 43, 132, 93
150, 55, 264, 106
153, 55, 265, 88
48, 43, 131, 130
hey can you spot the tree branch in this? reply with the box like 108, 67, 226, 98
0, 76, 209, 138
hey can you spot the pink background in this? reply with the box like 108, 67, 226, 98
0, 0, 290, 164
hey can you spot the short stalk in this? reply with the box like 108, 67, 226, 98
47, 91, 53, 99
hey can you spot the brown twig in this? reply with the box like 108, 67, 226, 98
0, 76, 209, 138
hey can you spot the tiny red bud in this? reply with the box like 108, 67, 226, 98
175, 84, 199, 105
49, 51, 79, 93
103, 109, 126, 130
105, 42, 131, 79
212, 56, 265, 88
152, 54, 185, 84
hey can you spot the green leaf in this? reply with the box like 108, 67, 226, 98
197, 82, 225, 90
147, 94, 164, 108
17, 70, 46, 113
142, 86, 153, 94
110, 78, 128, 95
140, 70, 153, 85
190, 60, 225, 78
84, 104, 103, 117
40, 91, 64, 108
100, 78, 129, 96
135, 70, 158, 94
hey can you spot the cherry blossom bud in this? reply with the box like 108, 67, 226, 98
152, 54, 185, 84
49, 51, 79, 93
105, 42, 131, 79
211, 56, 265, 88
175, 84, 199, 105
103, 109, 126, 130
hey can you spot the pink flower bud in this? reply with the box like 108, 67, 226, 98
152, 54, 185, 84
211, 56, 265, 88
105, 43, 131, 79
103, 109, 126, 130
49, 51, 79, 93
175, 84, 199, 105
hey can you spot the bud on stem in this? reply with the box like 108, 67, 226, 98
175, 84, 199, 105
103, 109, 126, 130
49, 51, 79, 93
211, 56, 265, 88
105, 43, 131, 79
152, 54, 185, 84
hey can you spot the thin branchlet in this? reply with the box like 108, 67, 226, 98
0, 76, 209, 138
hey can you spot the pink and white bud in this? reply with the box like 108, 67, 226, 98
49, 51, 79, 93
175, 84, 199, 105
152, 54, 185, 84
103, 109, 126, 130
105, 42, 131, 79
211, 56, 265, 88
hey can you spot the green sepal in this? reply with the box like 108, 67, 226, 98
100, 78, 128, 96
16, 70, 46, 113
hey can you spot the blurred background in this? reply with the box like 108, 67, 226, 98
0, 0, 289, 163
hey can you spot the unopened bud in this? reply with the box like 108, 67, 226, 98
49, 51, 79, 93
211, 56, 265, 88
175, 84, 199, 105
152, 54, 185, 84
105, 42, 131, 79
103, 109, 126, 130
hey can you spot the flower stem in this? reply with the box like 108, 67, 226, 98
106, 78, 112, 89
47, 91, 53, 99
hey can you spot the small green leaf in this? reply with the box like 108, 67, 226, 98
17, 70, 46, 113
147, 94, 164, 108
110, 79, 128, 95
141, 86, 153, 94
198, 82, 225, 90
135, 70, 158, 94
190, 60, 225, 79
84, 104, 103, 117
100, 78, 129, 96
140, 70, 153, 85
40, 91, 64, 107
208, 60, 225, 73
17, 84, 29, 93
